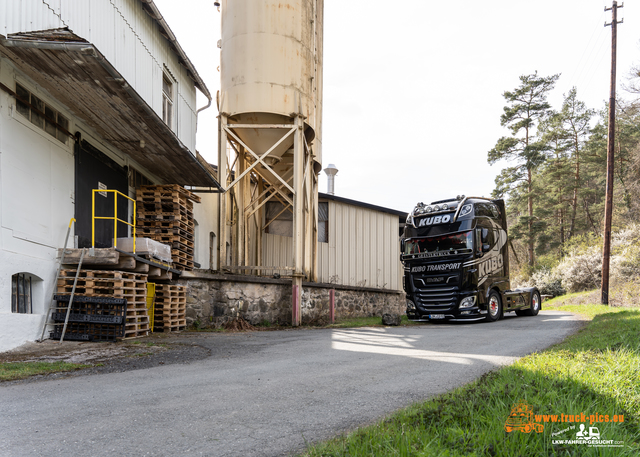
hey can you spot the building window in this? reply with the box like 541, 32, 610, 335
15, 83, 69, 144
11, 273, 32, 314
265, 201, 293, 237
209, 232, 217, 270
129, 167, 153, 189
265, 201, 329, 242
318, 202, 328, 243
162, 74, 174, 128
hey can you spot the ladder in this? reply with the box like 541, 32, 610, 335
38, 219, 87, 343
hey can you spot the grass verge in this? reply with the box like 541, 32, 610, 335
302, 303, 640, 456
0, 361, 90, 381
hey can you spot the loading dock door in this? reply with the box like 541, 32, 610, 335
75, 139, 129, 248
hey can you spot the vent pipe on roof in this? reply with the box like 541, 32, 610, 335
324, 164, 338, 195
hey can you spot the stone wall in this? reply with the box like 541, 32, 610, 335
177, 272, 405, 328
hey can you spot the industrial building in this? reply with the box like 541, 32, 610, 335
0, 0, 220, 350
0, 0, 406, 352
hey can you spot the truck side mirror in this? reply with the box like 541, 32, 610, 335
400, 239, 405, 253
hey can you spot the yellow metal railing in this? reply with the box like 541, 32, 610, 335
92, 189, 136, 252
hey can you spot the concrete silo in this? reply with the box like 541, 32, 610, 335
217, 0, 323, 325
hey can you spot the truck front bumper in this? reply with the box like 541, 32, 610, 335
406, 297, 486, 322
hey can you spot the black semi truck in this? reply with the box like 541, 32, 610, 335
401, 196, 540, 322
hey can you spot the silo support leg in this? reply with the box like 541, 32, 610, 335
292, 282, 301, 326
218, 115, 229, 270
292, 115, 305, 326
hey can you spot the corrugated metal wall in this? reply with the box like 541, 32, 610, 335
263, 233, 295, 274
263, 200, 402, 290
2, 0, 198, 153
1, 0, 65, 35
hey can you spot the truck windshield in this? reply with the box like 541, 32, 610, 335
404, 231, 473, 254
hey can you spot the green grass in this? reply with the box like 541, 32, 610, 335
0, 361, 90, 381
302, 303, 640, 456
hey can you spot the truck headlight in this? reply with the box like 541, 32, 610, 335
459, 296, 476, 309
406, 300, 416, 311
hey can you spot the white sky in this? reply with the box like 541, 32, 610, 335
154, 0, 639, 214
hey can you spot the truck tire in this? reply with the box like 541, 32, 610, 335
516, 291, 541, 317
485, 291, 502, 322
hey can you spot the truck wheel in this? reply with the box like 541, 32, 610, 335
516, 291, 541, 317
485, 291, 502, 322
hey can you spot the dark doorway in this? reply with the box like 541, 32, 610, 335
74, 139, 129, 248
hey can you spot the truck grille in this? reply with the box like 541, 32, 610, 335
413, 275, 459, 312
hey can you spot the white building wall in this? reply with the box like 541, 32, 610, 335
1, 0, 198, 153
0, 59, 75, 351
0, 55, 166, 351
263, 200, 402, 290
192, 193, 219, 271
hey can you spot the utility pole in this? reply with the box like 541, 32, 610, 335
601, 1, 623, 305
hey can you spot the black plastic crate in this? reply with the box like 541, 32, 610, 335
49, 323, 124, 342
50, 295, 127, 342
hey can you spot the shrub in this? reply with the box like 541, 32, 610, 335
611, 224, 640, 281
514, 268, 566, 297
556, 245, 602, 293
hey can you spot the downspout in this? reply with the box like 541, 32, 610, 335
139, 1, 213, 135
195, 97, 212, 132
139, 0, 212, 99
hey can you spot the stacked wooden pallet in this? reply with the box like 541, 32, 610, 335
153, 284, 187, 332
136, 184, 200, 271
57, 269, 149, 338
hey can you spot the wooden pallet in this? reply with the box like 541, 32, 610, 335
153, 284, 187, 332
124, 304, 150, 337
57, 269, 149, 338
136, 209, 194, 221
59, 270, 143, 280
139, 216, 193, 224
136, 185, 197, 272
136, 219, 194, 231
138, 184, 201, 203
138, 200, 193, 209
137, 199, 193, 209
172, 261, 194, 272
139, 234, 194, 249
57, 277, 143, 289
58, 270, 147, 298
137, 226, 195, 240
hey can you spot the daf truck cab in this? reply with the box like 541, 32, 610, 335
401, 196, 540, 322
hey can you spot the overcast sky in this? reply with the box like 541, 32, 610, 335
154, 0, 640, 213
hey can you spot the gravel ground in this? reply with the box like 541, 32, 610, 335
0, 332, 212, 385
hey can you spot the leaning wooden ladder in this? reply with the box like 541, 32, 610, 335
38, 219, 87, 343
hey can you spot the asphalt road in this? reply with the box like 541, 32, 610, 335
0, 310, 584, 457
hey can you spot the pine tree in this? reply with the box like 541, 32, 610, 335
488, 72, 560, 266
537, 88, 594, 251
